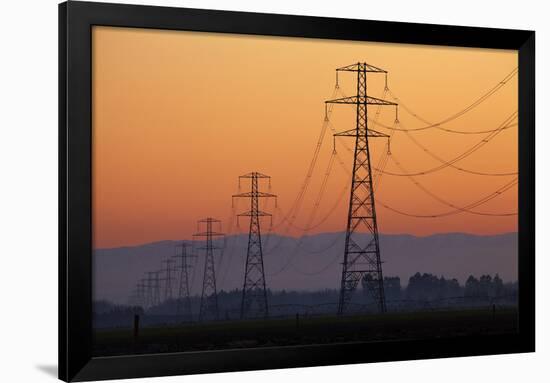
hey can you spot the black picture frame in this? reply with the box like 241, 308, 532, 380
59, 1, 535, 381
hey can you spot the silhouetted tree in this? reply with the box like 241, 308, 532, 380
362, 275, 402, 302
384, 276, 402, 301
478, 275, 492, 298
406, 273, 441, 300
465, 275, 480, 297
492, 274, 504, 297
446, 278, 462, 297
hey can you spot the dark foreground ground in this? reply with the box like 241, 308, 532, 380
93, 307, 518, 356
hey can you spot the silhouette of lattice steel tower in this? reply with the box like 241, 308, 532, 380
136, 281, 146, 307
153, 270, 164, 306
194, 218, 224, 321
172, 242, 196, 320
233, 172, 277, 319
162, 258, 176, 301
144, 271, 157, 307
326, 62, 398, 315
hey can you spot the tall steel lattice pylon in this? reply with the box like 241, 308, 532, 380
193, 218, 224, 322
233, 172, 277, 319
172, 242, 196, 321
326, 62, 398, 315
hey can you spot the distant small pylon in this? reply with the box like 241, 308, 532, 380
172, 242, 196, 321
233, 172, 277, 319
162, 258, 176, 301
193, 218, 224, 322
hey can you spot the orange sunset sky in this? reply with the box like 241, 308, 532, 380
92, 26, 518, 249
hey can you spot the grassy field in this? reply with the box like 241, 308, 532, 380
93, 307, 518, 356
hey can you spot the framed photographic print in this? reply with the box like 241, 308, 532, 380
59, 1, 535, 381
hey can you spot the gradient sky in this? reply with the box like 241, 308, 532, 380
92, 26, 518, 249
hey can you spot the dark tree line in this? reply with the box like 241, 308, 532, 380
94, 272, 518, 328
362, 272, 516, 302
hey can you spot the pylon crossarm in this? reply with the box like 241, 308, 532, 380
334, 128, 389, 138
336, 63, 387, 73
333, 128, 357, 137
237, 210, 272, 217
326, 95, 397, 106
239, 172, 271, 179
367, 129, 390, 138
233, 191, 277, 198
198, 218, 221, 223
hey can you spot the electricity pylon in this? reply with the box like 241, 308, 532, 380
136, 281, 146, 307
144, 271, 157, 308
233, 172, 277, 319
326, 62, 398, 315
193, 218, 224, 321
172, 242, 196, 321
162, 258, 176, 301
152, 270, 164, 306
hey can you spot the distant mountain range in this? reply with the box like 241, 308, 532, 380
94, 232, 517, 304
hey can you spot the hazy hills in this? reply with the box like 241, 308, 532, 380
94, 232, 517, 304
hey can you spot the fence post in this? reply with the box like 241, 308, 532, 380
133, 314, 140, 338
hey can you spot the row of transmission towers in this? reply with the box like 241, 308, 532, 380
130, 61, 394, 319
130, 241, 196, 319
190, 172, 278, 321
129, 172, 277, 322
129, 218, 224, 322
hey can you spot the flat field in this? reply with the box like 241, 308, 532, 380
93, 307, 518, 356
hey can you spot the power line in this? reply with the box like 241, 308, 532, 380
269, 71, 517, 277
388, 153, 518, 216
218, 198, 241, 289
293, 249, 343, 276
270, 86, 340, 232
332, 140, 517, 218
272, 149, 339, 232
332, 111, 517, 177
384, 67, 517, 133
259, 88, 341, 258
392, 114, 518, 176
368, 116, 517, 135
265, 68, 513, 242
265, 152, 347, 276
376, 178, 518, 218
